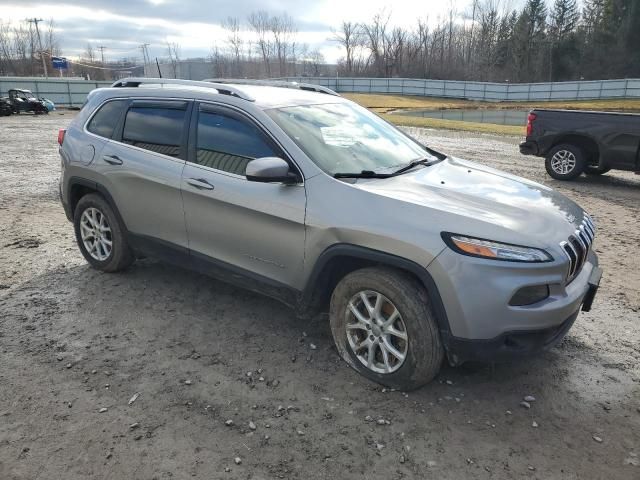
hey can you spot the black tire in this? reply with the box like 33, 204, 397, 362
545, 144, 586, 181
73, 193, 134, 272
329, 267, 444, 390
584, 165, 611, 176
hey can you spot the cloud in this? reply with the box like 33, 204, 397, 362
3, 0, 336, 60
2, 0, 483, 62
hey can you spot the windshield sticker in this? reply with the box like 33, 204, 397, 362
320, 126, 362, 147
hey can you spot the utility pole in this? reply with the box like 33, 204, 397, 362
140, 43, 150, 76
27, 18, 48, 77
27, 18, 49, 78
98, 45, 107, 65
97, 46, 107, 80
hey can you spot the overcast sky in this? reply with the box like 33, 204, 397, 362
2, 0, 530, 63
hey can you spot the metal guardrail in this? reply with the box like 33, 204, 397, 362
0, 77, 112, 107
278, 77, 640, 102
2, 76, 639, 106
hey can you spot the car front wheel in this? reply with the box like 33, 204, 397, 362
329, 267, 444, 390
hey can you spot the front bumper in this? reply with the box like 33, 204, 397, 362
519, 140, 538, 155
444, 266, 601, 364
444, 309, 579, 364
427, 247, 600, 364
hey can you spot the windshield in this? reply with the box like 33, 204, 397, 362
266, 102, 436, 176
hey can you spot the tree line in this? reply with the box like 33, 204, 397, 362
333, 0, 640, 82
207, 12, 327, 79
1, 1, 638, 83
0, 19, 60, 77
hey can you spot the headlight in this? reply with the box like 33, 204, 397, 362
442, 233, 553, 263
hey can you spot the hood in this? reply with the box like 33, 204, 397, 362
353, 157, 587, 248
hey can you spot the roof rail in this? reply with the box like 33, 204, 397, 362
203, 78, 340, 97
110, 77, 255, 102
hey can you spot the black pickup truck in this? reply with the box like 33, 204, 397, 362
520, 109, 640, 180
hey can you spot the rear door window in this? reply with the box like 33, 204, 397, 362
194, 107, 277, 175
122, 102, 188, 158
87, 100, 127, 139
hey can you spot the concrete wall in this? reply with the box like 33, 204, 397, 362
280, 77, 640, 102
3, 76, 638, 107
0, 77, 112, 107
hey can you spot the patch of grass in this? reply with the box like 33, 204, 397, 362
343, 93, 476, 113
345, 93, 640, 113
379, 113, 524, 136
346, 92, 640, 136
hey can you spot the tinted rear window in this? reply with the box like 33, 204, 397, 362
87, 100, 127, 139
122, 107, 186, 158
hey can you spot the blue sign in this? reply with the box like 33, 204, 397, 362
52, 56, 68, 70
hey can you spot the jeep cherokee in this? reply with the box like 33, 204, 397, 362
58, 78, 602, 389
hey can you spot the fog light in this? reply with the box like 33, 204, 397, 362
509, 285, 550, 306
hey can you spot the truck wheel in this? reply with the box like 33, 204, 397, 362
584, 165, 611, 176
329, 267, 444, 390
545, 144, 586, 180
73, 193, 134, 272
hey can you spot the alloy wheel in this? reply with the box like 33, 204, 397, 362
550, 149, 577, 175
80, 207, 112, 261
345, 290, 408, 374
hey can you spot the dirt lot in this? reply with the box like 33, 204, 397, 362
1, 112, 639, 480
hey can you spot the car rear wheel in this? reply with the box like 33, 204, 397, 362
545, 144, 586, 181
73, 193, 134, 272
329, 267, 444, 390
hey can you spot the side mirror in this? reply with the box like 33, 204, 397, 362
246, 157, 298, 184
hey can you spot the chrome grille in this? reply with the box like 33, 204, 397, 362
560, 214, 595, 283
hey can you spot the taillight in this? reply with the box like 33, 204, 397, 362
58, 129, 66, 146
526, 113, 536, 137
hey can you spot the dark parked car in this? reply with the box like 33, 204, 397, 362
520, 109, 640, 180
0, 97, 11, 116
7, 89, 49, 115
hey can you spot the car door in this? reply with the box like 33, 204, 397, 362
94, 99, 191, 254
181, 102, 306, 292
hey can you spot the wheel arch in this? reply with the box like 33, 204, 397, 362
299, 244, 452, 336
67, 176, 128, 233
551, 134, 600, 165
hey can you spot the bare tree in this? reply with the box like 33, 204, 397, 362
166, 41, 181, 78
221, 16, 243, 76
361, 11, 390, 76
303, 48, 325, 76
248, 11, 272, 77
331, 21, 361, 75
387, 27, 406, 76
270, 13, 296, 76
84, 43, 95, 63
0, 21, 14, 75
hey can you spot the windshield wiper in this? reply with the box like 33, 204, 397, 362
334, 170, 394, 179
391, 157, 435, 176
334, 156, 441, 179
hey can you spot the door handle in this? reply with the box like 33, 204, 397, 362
103, 154, 123, 165
187, 178, 215, 190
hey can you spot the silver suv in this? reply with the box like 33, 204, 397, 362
58, 78, 602, 389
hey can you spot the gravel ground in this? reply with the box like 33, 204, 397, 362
1, 112, 639, 480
